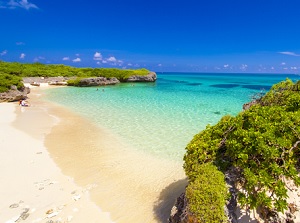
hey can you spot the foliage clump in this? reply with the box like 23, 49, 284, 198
0, 72, 23, 92
186, 163, 228, 222
184, 79, 300, 220
0, 61, 150, 79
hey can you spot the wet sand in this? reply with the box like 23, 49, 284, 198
13, 86, 187, 222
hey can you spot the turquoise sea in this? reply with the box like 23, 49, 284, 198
44, 72, 299, 161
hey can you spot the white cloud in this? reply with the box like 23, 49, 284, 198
158, 64, 162, 67
96, 61, 101, 65
72, 58, 81, 62
0, 50, 7, 56
93, 52, 102, 60
8, 0, 38, 10
240, 64, 248, 71
281, 62, 286, 66
107, 56, 117, 62
102, 60, 107, 64
75, 53, 80, 57
16, 41, 25, 45
62, 57, 70, 61
20, 53, 25, 59
223, 64, 229, 68
127, 63, 133, 66
33, 56, 45, 62
279, 51, 300, 57
291, 67, 298, 70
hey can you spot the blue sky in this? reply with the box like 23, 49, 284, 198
1, 0, 300, 73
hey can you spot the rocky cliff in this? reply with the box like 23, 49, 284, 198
0, 85, 30, 102
124, 72, 157, 82
77, 77, 120, 86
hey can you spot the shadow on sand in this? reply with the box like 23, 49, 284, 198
153, 178, 188, 223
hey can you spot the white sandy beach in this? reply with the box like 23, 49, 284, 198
0, 102, 114, 223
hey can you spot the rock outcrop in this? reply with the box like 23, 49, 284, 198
125, 72, 157, 82
78, 77, 120, 86
168, 193, 191, 223
242, 99, 260, 110
22, 77, 70, 84
0, 85, 30, 102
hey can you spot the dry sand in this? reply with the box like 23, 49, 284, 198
0, 100, 114, 222
1, 85, 187, 223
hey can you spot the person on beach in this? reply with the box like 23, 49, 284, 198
20, 100, 29, 107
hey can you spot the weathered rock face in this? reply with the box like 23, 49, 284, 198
125, 72, 157, 82
0, 86, 30, 102
168, 193, 198, 223
22, 77, 70, 84
242, 99, 260, 110
78, 77, 120, 86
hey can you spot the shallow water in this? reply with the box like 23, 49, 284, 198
44, 72, 298, 161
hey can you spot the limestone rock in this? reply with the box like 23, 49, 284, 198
9, 203, 19, 208
125, 72, 157, 82
48, 81, 68, 86
168, 193, 197, 223
78, 77, 120, 86
0, 86, 30, 102
242, 99, 260, 110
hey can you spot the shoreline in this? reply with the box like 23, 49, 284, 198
2, 85, 187, 222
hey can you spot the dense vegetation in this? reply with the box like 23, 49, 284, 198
0, 61, 150, 92
184, 79, 300, 222
186, 163, 228, 222
0, 73, 24, 92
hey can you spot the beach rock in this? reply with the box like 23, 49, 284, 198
46, 209, 54, 214
78, 77, 120, 86
0, 86, 30, 102
9, 203, 19, 208
168, 193, 196, 223
125, 72, 157, 82
20, 212, 30, 220
242, 99, 260, 110
48, 81, 68, 86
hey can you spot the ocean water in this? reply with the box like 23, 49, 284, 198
44, 72, 299, 161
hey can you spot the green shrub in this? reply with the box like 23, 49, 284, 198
67, 77, 83, 86
186, 163, 228, 223
184, 79, 300, 218
0, 72, 24, 92
0, 61, 150, 80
